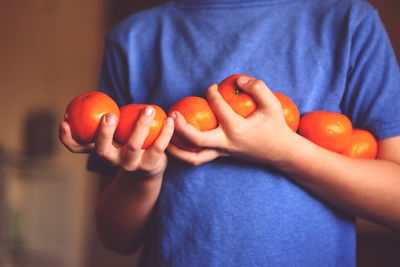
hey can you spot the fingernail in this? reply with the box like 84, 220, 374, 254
170, 112, 177, 119
105, 114, 116, 124
238, 76, 252, 85
144, 106, 154, 116
166, 117, 174, 126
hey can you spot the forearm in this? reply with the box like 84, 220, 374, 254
96, 169, 163, 254
274, 133, 400, 232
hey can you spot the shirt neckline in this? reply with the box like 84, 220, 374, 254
174, 0, 300, 9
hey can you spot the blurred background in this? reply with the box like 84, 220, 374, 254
0, 0, 398, 266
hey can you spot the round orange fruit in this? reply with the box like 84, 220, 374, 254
169, 96, 218, 152
341, 129, 378, 159
273, 92, 300, 132
299, 111, 352, 152
64, 91, 120, 144
114, 104, 167, 149
218, 74, 257, 118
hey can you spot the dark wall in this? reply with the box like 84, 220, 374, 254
368, 0, 400, 60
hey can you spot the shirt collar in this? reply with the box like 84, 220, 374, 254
175, 0, 299, 8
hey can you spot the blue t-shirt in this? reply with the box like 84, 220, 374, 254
89, 0, 400, 266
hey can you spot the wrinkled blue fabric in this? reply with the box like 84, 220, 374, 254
89, 0, 400, 266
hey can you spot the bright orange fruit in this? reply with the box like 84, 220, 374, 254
341, 129, 378, 159
273, 92, 300, 132
64, 91, 120, 144
219, 75, 300, 132
114, 104, 167, 149
169, 96, 218, 152
218, 74, 257, 118
299, 111, 352, 152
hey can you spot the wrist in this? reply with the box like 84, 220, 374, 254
273, 131, 325, 175
269, 131, 314, 170
115, 168, 164, 196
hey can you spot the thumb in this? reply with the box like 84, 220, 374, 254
237, 76, 279, 111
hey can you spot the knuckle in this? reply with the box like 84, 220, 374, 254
190, 159, 201, 167
137, 119, 151, 129
185, 134, 201, 147
270, 99, 283, 112
140, 162, 156, 173
67, 146, 80, 153
120, 164, 133, 172
96, 131, 106, 140
95, 147, 112, 160
230, 126, 243, 137
194, 136, 206, 147
252, 80, 266, 90
96, 149, 107, 159
125, 141, 141, 152
151, 144, 165, 154
120, 160, 136, 172
139, 113, 154, 126
207, 94, 217, 106
166, 125, 175, 136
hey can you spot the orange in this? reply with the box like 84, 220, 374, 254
341, 129, 378, 159
218, 75, 300, 132
114, 104, 167, 149
218, 74, 257, 118
299, 111, 352, 152
169, 96, 218, 152
64, 91, 120, 144
273, 92, 300, 132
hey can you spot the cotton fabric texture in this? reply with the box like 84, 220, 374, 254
88, 0, 400, 266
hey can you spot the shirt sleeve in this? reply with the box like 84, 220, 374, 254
97, 38, 133, 107
341, 9, 400, 140
87, 37, 131, 175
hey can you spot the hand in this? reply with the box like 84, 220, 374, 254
59, 106, 175, 178
168, 77, 298, 166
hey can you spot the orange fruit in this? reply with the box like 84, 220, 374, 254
218, 75, 300, 132
341, 129, 378, 159
169, 96, 218, 152
299, 111, 352, 152
218, 74, 257, 118
273, 92, 300, 132
64, 91, 120, 144
114, 104, 167, 149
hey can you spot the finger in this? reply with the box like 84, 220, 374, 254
143, 116, 175, 164
119, 106, 155, 170
125, 106, 155, 151
119, 148, 144, 172
173, 111, 226, 149
59, 121, 94, 153
237, 76, 278, 111
206, 83, 242, 127
95, 113, 119, 160
167, 143, 222, 166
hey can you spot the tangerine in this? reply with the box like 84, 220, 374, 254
218, 74, 257, 118
219, 75, 300, 132
299, 111, 352, 152
169, 96, 218, 152
64, 91, 120, 144
273, 92, 300, 132
114, 104, 167, 149
341, 129, 378, 159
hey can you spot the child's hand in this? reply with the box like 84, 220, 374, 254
168, 77, 299, 166
59, 106, 175, 178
